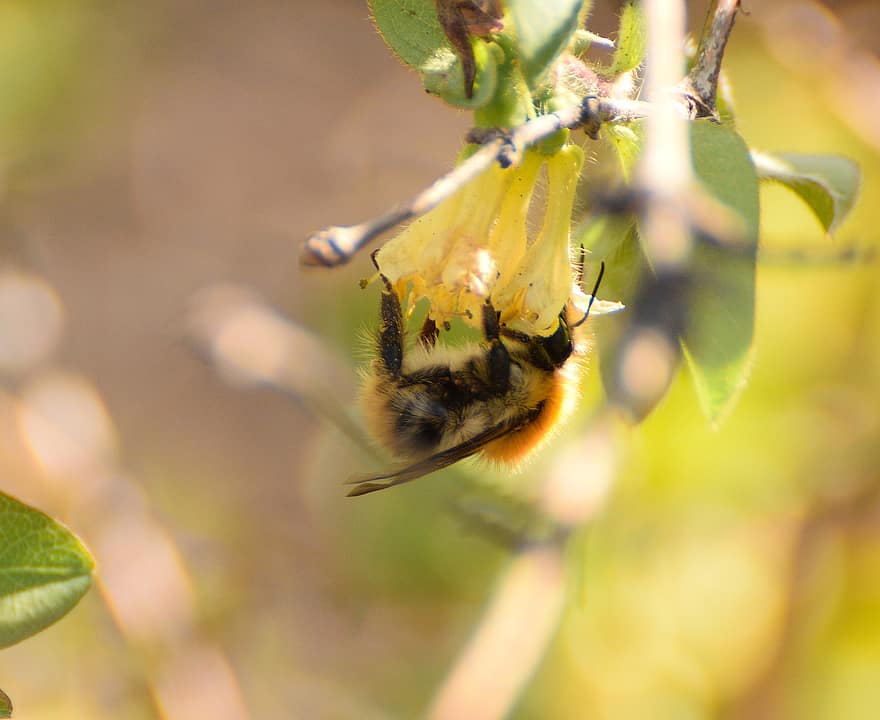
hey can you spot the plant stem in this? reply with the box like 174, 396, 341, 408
300, 96, 653, 268
685, 0, 742, 117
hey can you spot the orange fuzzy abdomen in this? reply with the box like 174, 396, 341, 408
480, 362, 579, 465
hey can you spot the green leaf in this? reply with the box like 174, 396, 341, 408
368, 0, 504, 109
421, 40, 503, 109
576, 214, 636, 274
751, 151, 861, 234
589, 224, 648, 405
604, 121, 643, 180
507, 0, 583, 88
0, 687, 10, 718
684, 120, 759, 424
0, 492, 94, 649
367, 0, 450, 71
608, 1, 647, 76
596, 121, 758, 423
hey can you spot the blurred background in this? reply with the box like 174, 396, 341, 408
0, 0, 877, 718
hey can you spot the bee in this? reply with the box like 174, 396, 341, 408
348, 264, 604, 496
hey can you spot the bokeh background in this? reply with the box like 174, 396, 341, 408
0, 1, 878, 718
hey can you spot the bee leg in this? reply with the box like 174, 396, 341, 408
377, 274, 405, 378
480, 300, 511, 393
480, 298, 501, 341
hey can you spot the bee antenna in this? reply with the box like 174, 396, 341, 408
570, 261, 605, 329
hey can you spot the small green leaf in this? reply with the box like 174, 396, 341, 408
684, 120, 759, 424
604, 121, 642, 180
422, 41, 503, 110
367, 0, 450, 71
0, 687, 10, 718
576, 213, 636, 274
607, 1, 647, 76
0, 492, 94, 649
571, 29, 615, 55
590, 224, 648, 405
507, 0, 583, 88
751, 151, 861, 234
368, 0, 504, 109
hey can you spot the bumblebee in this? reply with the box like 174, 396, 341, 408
349, 271, 598, 496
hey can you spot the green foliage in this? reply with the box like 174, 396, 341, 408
420, 40, 504, 109
366, 0, 450, 72
685, 121, 759, 424
0, 688, 9, 719
603, 122, 643, 179
0, 492, 94, 649
507, 0, 583, 89
369, 0, 592, 121
752, 151, 861, 234
368, 0, 502, 109
589, 121, 759, 423
607, 1, 647, 76
577, 215, 642, 331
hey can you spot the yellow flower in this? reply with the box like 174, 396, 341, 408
373, 144, 585, 337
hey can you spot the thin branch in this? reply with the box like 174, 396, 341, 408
609, 0, 743, 417
301, 0, 742, 270
638, 0, 692, 268
299, 97, 653, 268
185, 285, 376, 454
427, 542, 567, 720
685, 0, 742, 117
604, 0, 692, 415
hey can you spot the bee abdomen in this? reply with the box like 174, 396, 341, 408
393, 395, 448, 454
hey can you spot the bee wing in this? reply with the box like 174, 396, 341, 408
346, 417, 526, 496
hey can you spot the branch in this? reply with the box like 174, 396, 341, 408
638, 0, 692, 268
300, 1, 742, 271
602, 0, 691, 416
185, 285, 375, 454
299, 97, 652, 268
427, 542, 566, 720
608, 0, 744, 418
426, 411, 619, 719
684, 0, 742, 117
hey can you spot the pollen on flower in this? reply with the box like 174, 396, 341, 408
372, 144, 585, 337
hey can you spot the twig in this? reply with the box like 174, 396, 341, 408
609, 0, 742, 417
685, 0, 742, 117
301, 0, 743, 270
426, 410, 620, 718
299, 97, 653, 268
427, 542, 567, 720
185, 285, 375, 454
639, 0, 691, 241
605, 0, 691, 415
